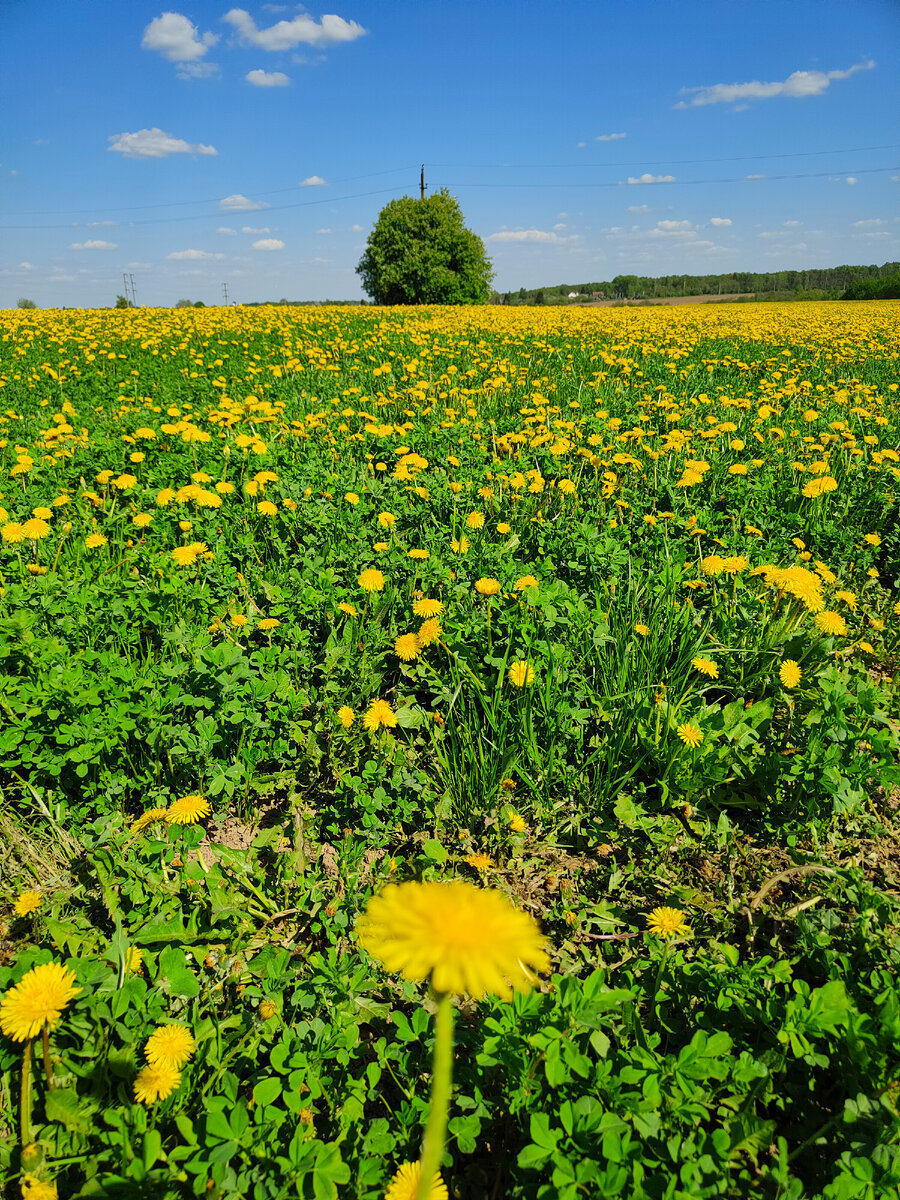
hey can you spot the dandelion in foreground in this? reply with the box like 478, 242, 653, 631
413, 598, 444, 618
0, 962, 81, 1042
691, 656, 719, 679
394, 633, 420, 662
634, 624, 650, 636
779, 660, 802, 689
338, 602, 358, 617
258, 618, 280, 631
815, 610, 848, 637
646, 907, 690, 939
14, 891, 42, 917
20, 1176, 58, 1200
676, 723, 703, 748
129, 806, 168, 836
364, 699, 398, 732
358, 568, 385, 592
337, 705, 355, 729
508, 660, 535, 687
507, 811, 527, 833
126, 947, 144, 974
464, 853, 493, 873
356, 880, 549, 999
474, 577, 501, 596
133, 1061, 181, 1104
417, 618, 442, 647
514, 574, 539, 591
165, 794, 211, 825
145, 1023, 196, 1068
84, 533, 107, 549
384, 1162, 448, 1200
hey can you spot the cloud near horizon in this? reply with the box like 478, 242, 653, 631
108, 128, 218, 159
69, 240, 117, 250
676, 60, 874, 108
166, 249, 225, 260
223, 8, 366, 50
246, 69, 290, 87
487, 229, 578, 245
219, 194, 270, 211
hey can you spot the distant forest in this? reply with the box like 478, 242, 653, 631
490, 261, 900, 305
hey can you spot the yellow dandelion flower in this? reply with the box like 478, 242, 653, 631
384, 1162, 448, 1200
802, 476, 838, 499
171, 545, 197, 566
691, 657, 719, 679
1, 522, 26, 544
338, 602, 358, 617
700, 555, 725, 576
356, 880, 550, 999
358, 568, 385, 592
14, 891, 42, 917
677, 723, 703, 748
21, 519, 50, 540
514, 575, 539, 591
373, 541, 389, 552
465, 511, 485, 530
450, 536, 469, 554
364, 699, 398, 732
408, 548, 429, 560
417, 618, 443, 647
345, 492, 360, 505
864, 533, 881, 546
165, 794, 211, 825
0, 962, 81, 1041
258, 618, 280, 631
377, 512, 397, 529
145, 1023, 196, 1068
337, 706, 355, 729
132, 513, 153, 528
413, 598, 444, 618
497, 522, 511, 534
84, 533, 107, 549
834, 590, 857, 610
394, 633, 420, 662
465, 853, 493, 873
508, 660, 535, 687
634, 624, 650, 636
256, 500, 278, 517
779, 660, 802, 689
133, 1060, 181, 1105
815, 611, 848, 637
129, 807, 168, 836
474, 577, 500, 596
126, 947, 144, 974
646, 906, 690, 939
21, 1174, 59, 1199
507, 811, 527, 833
230, 614, 247, 627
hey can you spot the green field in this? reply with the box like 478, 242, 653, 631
1, 300, 899, 1199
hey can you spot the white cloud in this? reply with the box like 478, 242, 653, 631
317, 227, 332, 234
242, 225, 270, 233
85, 220, 119, 228
142, 12, 218, 62
252, 238, 284, 250
552, 223, 567, 231
217, 226, 238, 235
246, 68, 290, 87
783, 220, 802, 227
108, 128, 218, 159
351, 224, 363, 232
627, 204, 650, 214
596, 132, 626, 141
300, 175, 326, 187
710, 217, 732, 227
177, 62, 220, 79
219, 194, 270, 211
69, 239, 117, 250
676, 60, 873, 108
746, 173, 765, 180
627, 174, 675, 185
487, 229, 578, 244
166, 249, 224, 260
18, 262, 34, 271
656, 219, 693, 232
845, 176, 858, 185
224, 8, 366, 49
853, 218, 885, 227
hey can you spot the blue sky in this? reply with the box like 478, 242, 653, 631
2, 0, 898, 307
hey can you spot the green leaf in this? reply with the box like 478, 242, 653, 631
45, 1087, 91, 1134
422, 838, 448, 863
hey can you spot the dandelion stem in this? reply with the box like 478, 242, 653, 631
21, 1038, 33, 1146
416, 990, 454, 1200
41, 1023, 54, 1089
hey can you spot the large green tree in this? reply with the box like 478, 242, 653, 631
357, 189, 493, 305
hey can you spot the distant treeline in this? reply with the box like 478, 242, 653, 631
490, 262, 900, 305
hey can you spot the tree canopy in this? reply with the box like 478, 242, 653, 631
357, 189, 493, 305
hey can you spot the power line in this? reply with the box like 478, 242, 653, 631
428, 142, 900, 170
2, 165, 420, 218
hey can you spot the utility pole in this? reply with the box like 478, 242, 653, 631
129, 274, 136, 307
420, 164, 426, 201
122, 273, 130, 305
222, 282, 229, 306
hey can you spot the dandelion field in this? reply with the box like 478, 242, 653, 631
1, 300, 899, 1199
